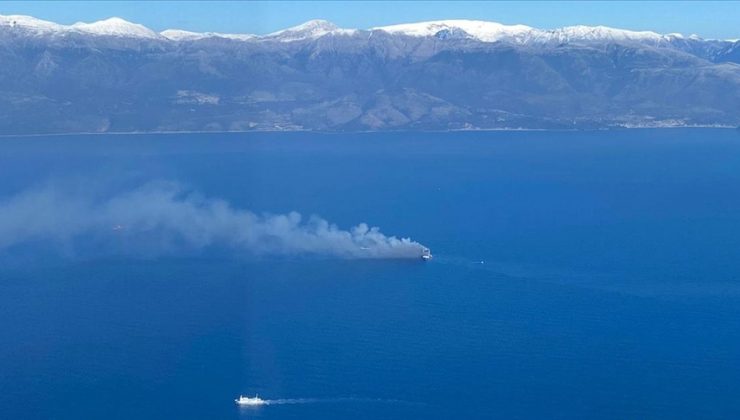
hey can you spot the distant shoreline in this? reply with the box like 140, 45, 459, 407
0, 125, 736, 139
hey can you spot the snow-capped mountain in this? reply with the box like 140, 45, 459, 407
70, 17, 161, 39
159, 20, 358, 42
0, 14, 162, 39
373, 20, 691, 46
538, 25, 665, 44
1, 14, 728, 46
0, 14, 738, 134
0, 14, 63, 35
263, 19, 356, 41
160, 29, 255, 41
153, 17, 732, 48
1, 12, 736, 58
373, 20, 536, 43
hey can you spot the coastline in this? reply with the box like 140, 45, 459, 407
0, 125, 736, 139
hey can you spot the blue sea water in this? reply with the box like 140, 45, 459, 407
2, 129, 740, 419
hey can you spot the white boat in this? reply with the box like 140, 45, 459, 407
235, 394, 267, 406
421, 247, 432, 261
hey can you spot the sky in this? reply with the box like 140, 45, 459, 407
1, 1, 739, 40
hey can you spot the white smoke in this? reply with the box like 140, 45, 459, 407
0, 181, 426, 259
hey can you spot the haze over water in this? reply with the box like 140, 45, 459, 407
2, 129, 740, 419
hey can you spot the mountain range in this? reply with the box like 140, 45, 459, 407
1, 14, 738, 134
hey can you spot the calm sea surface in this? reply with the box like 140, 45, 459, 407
2, 129, 740, 419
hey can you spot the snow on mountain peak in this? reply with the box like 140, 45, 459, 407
71, 17, 161, 39
545, 25, 663, 43
374, 20, 535, 43
162, 19, 353, 42
286, 19, 339, 32
266, 19, 355, 41
0, 14, 65, 35
159, 29, 203, 41
0, 14, 724, 46
373, 19, 686, 45
0, 14, 161, 39
160, 29, 254, 41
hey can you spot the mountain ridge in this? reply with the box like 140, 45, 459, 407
0, 14, 738, 134
2, 14, 737, 43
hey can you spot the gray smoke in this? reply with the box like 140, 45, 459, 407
0, 181, 426, 259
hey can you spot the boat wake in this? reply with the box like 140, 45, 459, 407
261, 398, 319, 405
237, 396, 418, 407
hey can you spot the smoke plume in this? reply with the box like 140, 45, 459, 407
0, 181, 426, 259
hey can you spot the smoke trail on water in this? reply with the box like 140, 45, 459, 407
0, 181, 426, 259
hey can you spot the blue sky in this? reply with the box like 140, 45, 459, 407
1, 1, 739, 39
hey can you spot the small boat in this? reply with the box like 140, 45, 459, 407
235, 394, 266, 406
421, 247, 432, 261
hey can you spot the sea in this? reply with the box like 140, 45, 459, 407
1, 129, 740, 419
